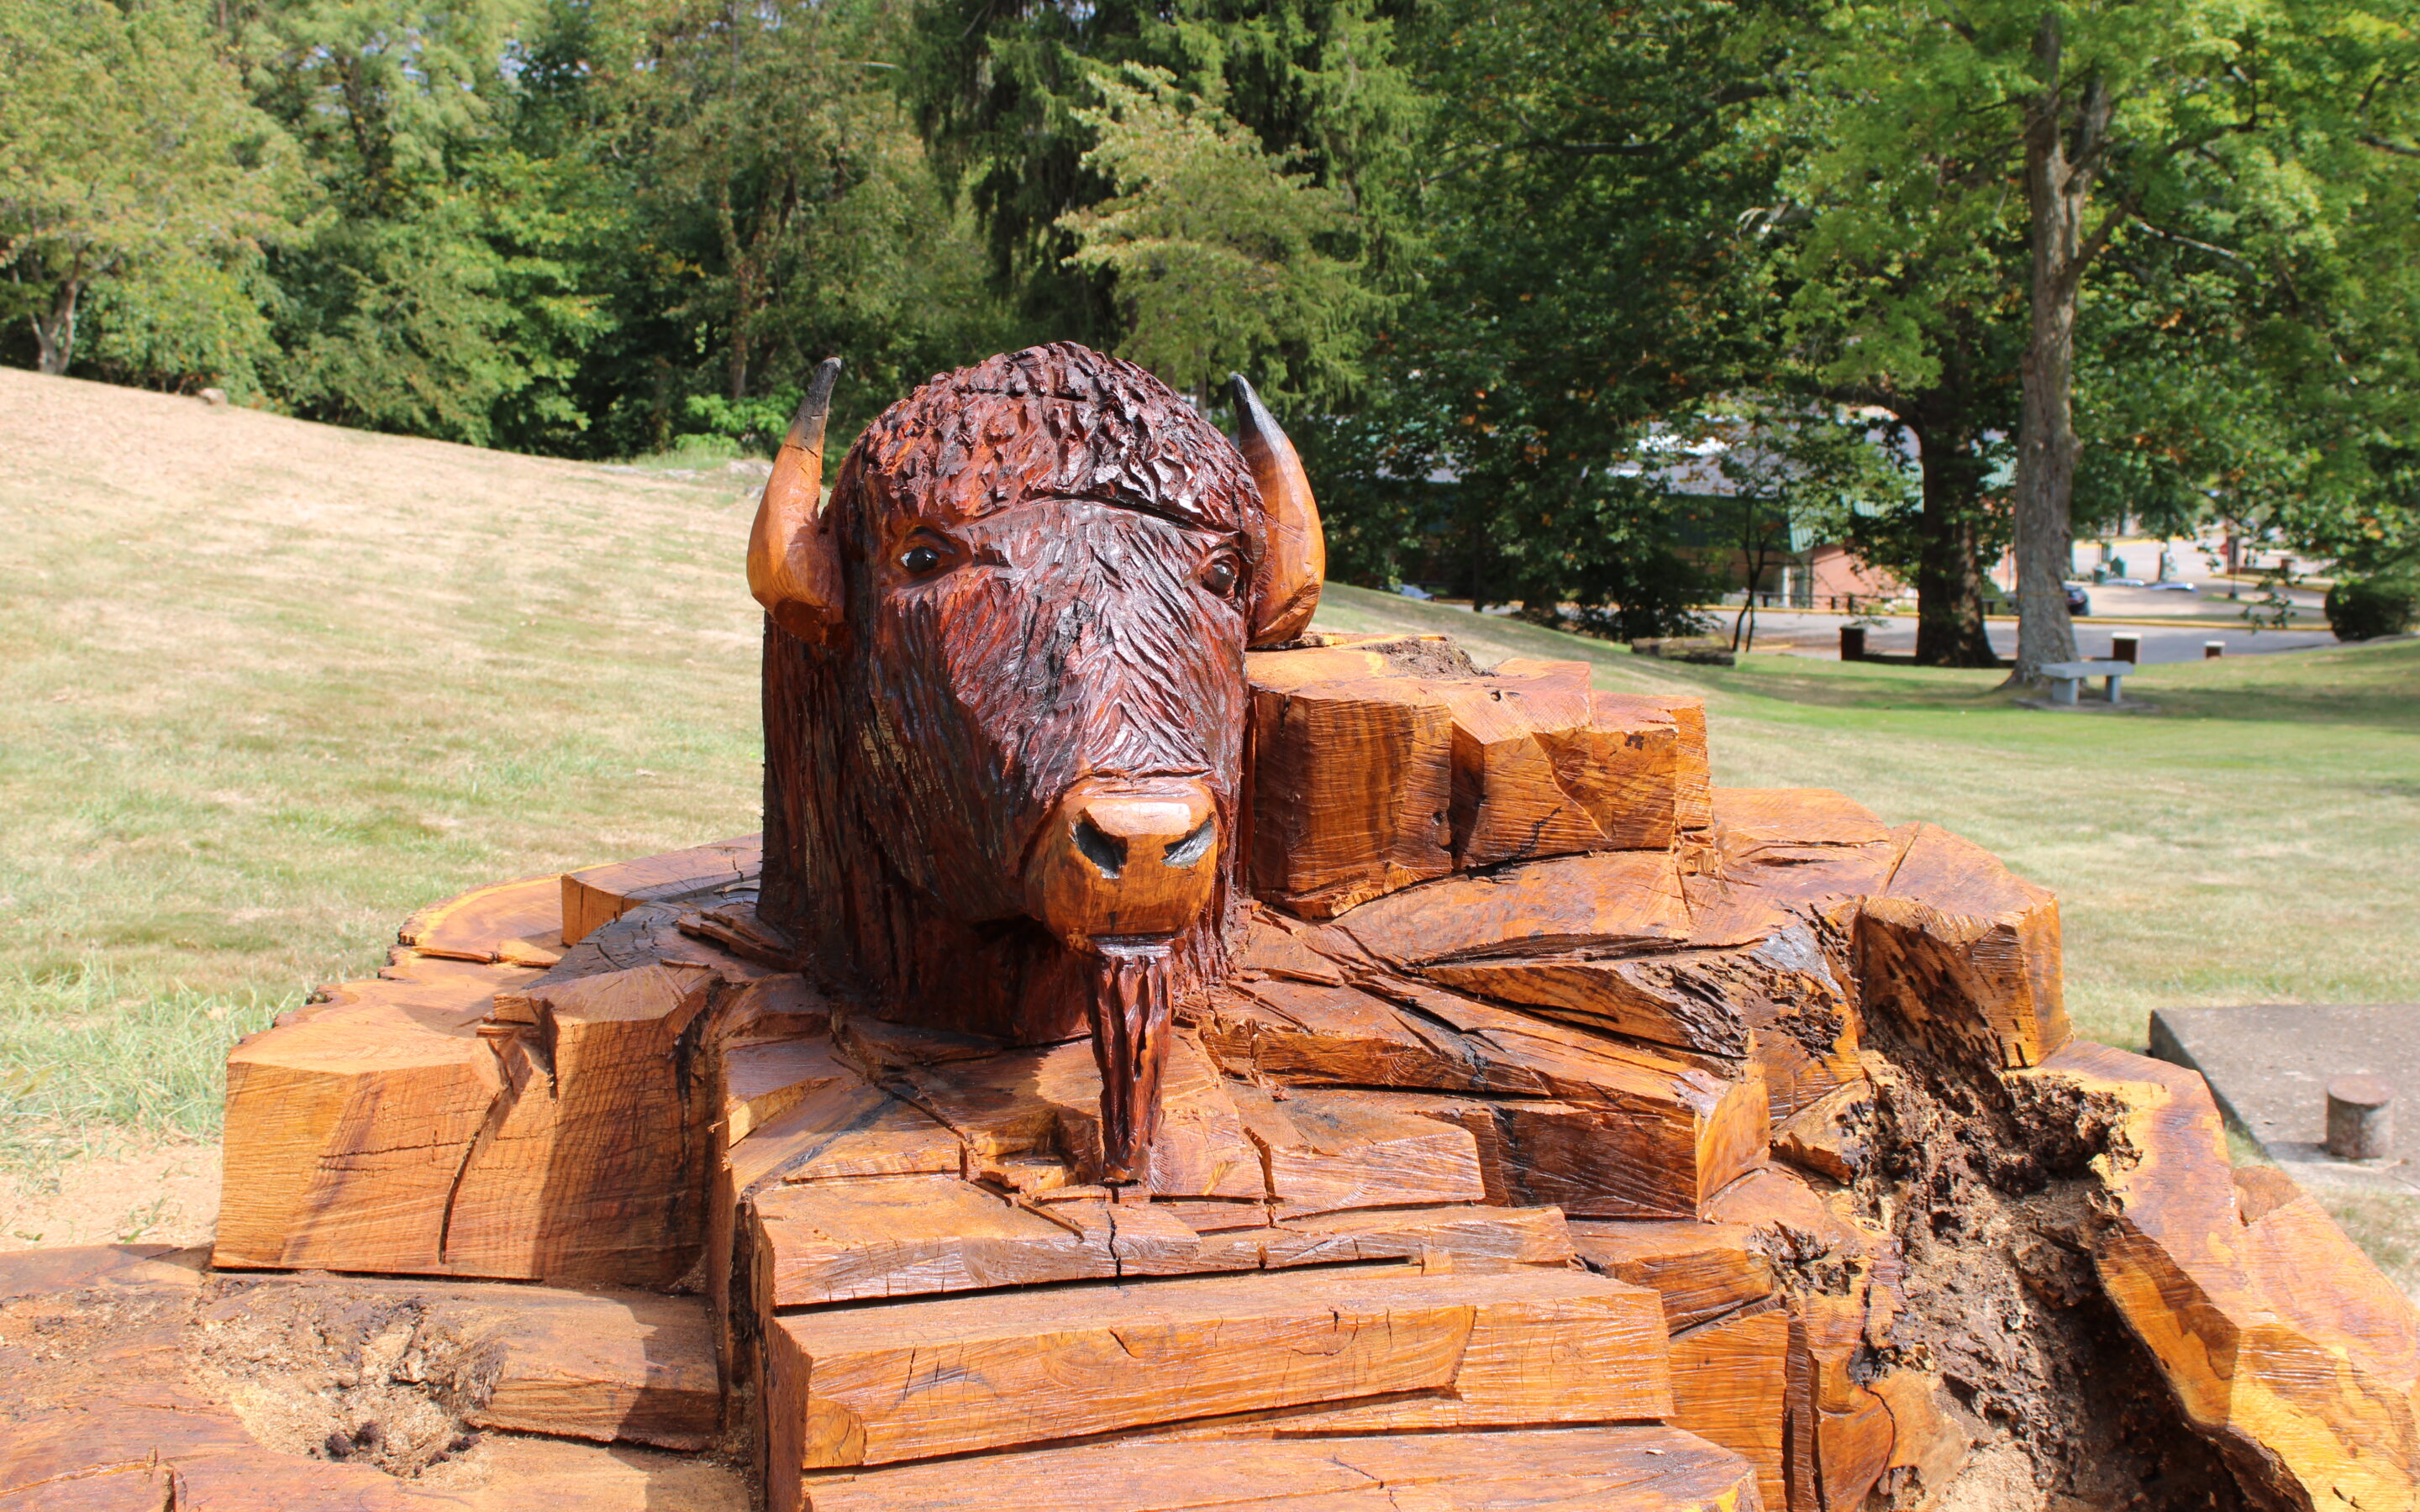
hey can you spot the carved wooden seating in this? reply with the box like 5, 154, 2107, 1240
187, 640, 2420, 1509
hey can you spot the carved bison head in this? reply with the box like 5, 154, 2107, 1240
748, 344, 1322, 1180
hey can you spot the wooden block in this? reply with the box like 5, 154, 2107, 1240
1419, 926, 1855, 1063
215, 1000, 501, 1274
398, 873, 565, 968
1255, 1204, 1577, 1272
0, 1243, 203, 1300
1771, 1079, 1870, 1184
1858, 822, 2070, 1071
440, 963, 723, 1285
1245, 650, 1694, 915
751, 1177, 1112, 1308
1681, 787, 1899, 949
1199, 979, 1767, 1219
768, 1270, 1467, 1476
1197, 978, 1475, 1089
726, 1037, 856, 1145
1586, 687, 1710, 829
1667, 1305, 1788, 1511
1786, 1293, 1893, 1512
1246, 672, 1456, 918
732, 1078, 965, 1189
560, 834, 761, 946
1712, 785, 1888, 846
1190, 977, 1761, 1214
307, 951, 536, 1019
460, 1287, 719, 1450
1230, 905, 1348, 984
714, 973, 834, 1042
792, 1425, 1762, 1512
1325, 849, 1691, 966
1870, 1369, 1972, 1507
1465, 661, 1688, 851
923, 1032, 1264, 1199
407, 1432, 750, 1511
1570, 1220, 1773, 1333
1427, 675, 1660, 866
1703, 1163, 1876, 1268
765, 1268, 1670, 1475
2012, 1040, 2420, 1511
1216, 1268, 1671, 1436
1228, 1084, 1486, 1218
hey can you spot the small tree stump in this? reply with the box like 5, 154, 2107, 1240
2327, 1074, 2395, 1160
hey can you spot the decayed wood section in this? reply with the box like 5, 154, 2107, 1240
1244, 638, 1709, 916
2014, 1040, 2420, 1509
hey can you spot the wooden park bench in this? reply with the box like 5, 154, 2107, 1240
2040, 658, 2133, 705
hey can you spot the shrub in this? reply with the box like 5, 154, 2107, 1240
2324, 577, 2420, 642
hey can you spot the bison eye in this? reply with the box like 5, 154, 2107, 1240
1200, 556, 1239, 597
899, 544, 944, 575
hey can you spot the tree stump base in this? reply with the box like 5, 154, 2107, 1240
6, 636, 2415, 1510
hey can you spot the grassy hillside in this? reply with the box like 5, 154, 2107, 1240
3, 367, 2414, 1165
0, 370, 770, 1152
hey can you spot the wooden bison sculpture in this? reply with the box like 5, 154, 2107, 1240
27, 342, 2406, 1512
747, 344, 1321, 1181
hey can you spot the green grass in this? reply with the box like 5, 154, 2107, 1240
1314, 585, 2420, 1050
0, 370, 771, 1152
3, 365, 2416, 1167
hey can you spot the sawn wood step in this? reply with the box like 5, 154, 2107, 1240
762, 1264, 1672, 1508
795, 1425, 1759, 1511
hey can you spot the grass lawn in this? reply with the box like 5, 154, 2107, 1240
0, 369, 769, 1174
4, 366, 2415, 1261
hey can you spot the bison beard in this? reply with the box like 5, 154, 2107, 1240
1086, 944, 1177, 1182
752, 344, 1313, 1184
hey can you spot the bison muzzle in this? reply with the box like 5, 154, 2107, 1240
746, 344, 1323, 1182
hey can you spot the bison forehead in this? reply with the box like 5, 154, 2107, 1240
848, 342, 1256, 532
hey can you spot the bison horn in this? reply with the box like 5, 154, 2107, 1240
1229, 374, 1326, 648
748, 357, 846, 643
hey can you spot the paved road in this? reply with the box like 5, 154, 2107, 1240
1727, 609, 2340, 663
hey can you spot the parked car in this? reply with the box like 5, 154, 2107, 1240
2144, 580, 2198, 592
1395, 583, 1434, 601
2065, 582, 2091, 616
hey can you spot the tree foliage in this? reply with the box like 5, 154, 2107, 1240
0, 0, 295, 386
0, 0, 2412, 648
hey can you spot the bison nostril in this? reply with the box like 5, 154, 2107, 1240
1163, 816, 1216, 869
1072, 816, 1127, 879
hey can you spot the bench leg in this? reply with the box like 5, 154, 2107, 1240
2105, 675, 2123, 705
2051, 677, 2079, 705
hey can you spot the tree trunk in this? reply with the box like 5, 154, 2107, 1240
1908, 418, 1999, 668
2011, 16, 2107, 681
31, 277, 80, 376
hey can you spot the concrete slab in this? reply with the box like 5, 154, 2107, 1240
2150, 1004, 2420, 1195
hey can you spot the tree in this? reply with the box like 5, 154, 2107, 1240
1776, 0, 2420, 680
1058, 65, 1374, 402
0, 0, 293, 385
1323, 0, 1779, 631
907, 0, 1419, 365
